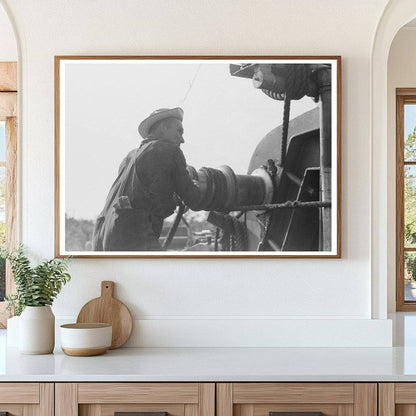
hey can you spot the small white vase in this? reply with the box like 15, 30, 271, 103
19, 306, 55, 354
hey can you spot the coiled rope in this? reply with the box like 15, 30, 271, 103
280, 95, 291, 167
210, 212, 248, 251
258, 64, 311, 250
261, 64, 310, 167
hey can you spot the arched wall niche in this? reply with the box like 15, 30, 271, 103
371, 0, 416, 319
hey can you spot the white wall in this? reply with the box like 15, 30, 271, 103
0, 4, 16, 61
0, 0, 393, 346
387, 27, 416, 312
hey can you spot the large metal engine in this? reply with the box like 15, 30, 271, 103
164, 62, 332, 253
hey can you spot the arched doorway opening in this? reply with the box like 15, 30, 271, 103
388, 19, 416, 313
371, 1, 416, 319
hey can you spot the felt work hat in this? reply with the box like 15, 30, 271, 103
138, 107, 184, 138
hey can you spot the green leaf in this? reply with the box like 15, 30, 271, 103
5, 245, 72, 312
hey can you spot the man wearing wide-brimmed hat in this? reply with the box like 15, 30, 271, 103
92, 107, 200, 251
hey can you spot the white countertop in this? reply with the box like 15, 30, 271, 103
2, 336, 416, 382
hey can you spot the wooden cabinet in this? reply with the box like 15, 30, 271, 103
55, 383, 215, 416
379, 383, 416, 416
0, 381, 393, 416
217, 383, 377, 416
0, 383, 53, 415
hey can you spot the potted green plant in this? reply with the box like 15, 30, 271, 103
4, 245, 71, 354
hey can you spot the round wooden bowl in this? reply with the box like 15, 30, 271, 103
60, 323, 112, 356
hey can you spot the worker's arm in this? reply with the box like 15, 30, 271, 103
172, 148, 201, 210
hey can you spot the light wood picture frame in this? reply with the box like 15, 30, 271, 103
55, 56, 341, 258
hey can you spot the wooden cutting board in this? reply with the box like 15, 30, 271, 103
76, 281, 133, 349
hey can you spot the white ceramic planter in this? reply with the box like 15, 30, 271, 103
19, 306, 55, 354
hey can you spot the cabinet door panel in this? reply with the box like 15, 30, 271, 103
79, 405, 100, 416
396, 405, 416, 416
78, 383, 199, 404
0, 383, 39, 403
233, 384, 354, 404
379, 383, 416, 416
56, 383, 78, 416
0, 383, 53, 416
380, 383, 395, 416
218, 383, 376, 416
185, 403, 198, 416
23, 404, 39, 416
0, 404, 24, 415
80, 403, 185, 416
337, 404, 354, 416
253, 403, 339, 416
57, 383, 215, 416
354, 384, 377, 416
396, 385, 416, 404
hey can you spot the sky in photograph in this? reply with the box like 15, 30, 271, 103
63, 60, 319, 220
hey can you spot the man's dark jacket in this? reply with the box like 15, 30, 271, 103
92, 138, 200, 251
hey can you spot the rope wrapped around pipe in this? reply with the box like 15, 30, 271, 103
229, 200, 331, 212
261, 64, 310, 101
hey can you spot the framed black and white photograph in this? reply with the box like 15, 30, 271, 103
55, 56, 341, 258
